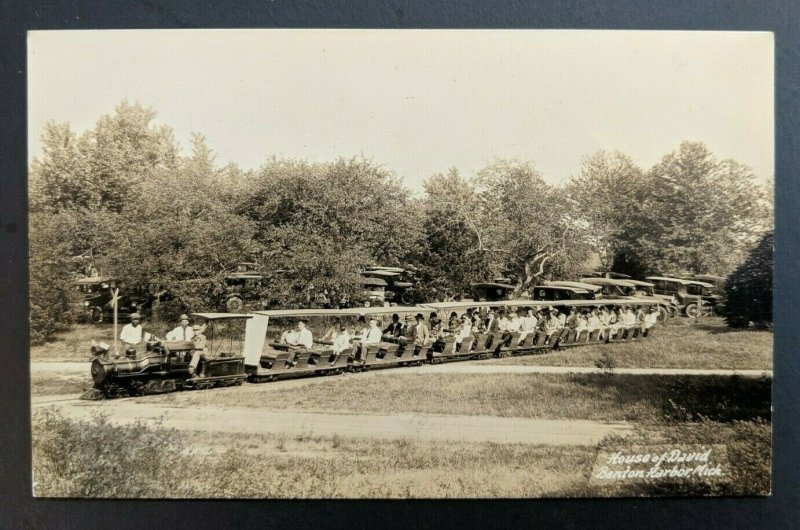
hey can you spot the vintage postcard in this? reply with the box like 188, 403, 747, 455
28, 29, 773, 498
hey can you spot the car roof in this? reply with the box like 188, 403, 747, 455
365, 266, 405, 273
191, 312, 254, 321
580, 277, 637, 287
543, 281, 603, 292
361, 277, 388, 287
645, 276, 694, 285
682, 280, 716, 288
421, 298, 661, 310
470, 282, 516, 289
252, 306, 430, 317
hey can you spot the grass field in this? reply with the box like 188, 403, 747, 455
32, 408, 770, 498
145, 372, 771, 425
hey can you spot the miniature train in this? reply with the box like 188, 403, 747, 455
82, 299, 662, 399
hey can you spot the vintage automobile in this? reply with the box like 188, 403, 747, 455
645, 276, 713, 317
73, 276, 157, 323
532, 283, 598, 301
469, 281, 517, 302
219, 271, 268, 312
82, 313, 251, 399
579, 277, 638, 298
361, 266, 418, 304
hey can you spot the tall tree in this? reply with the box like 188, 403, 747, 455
566, 151, 646, 270
416, 168, 493, 300
472, 160, 592, 295
631, 142, 769, 275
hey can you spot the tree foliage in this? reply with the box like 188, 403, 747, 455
28, 103, 773, 342
722, 231, 773, 327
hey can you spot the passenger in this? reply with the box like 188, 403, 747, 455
518, 308, 538, 342
383, 313, 403, 338
119, 313, 152, 356
496, 310, 510, 332
414, 313, 431, 347
555, 308, 567, 328
588, 309, 602, 341
166, 314, 196, 342
400, 315, 416, 345
448, 312, 460, 331
429, 312, 443, 335
322, 317, 342, 341
280, 325, 300, 346
576, 311, 589, 341
485, 310, 499, 333
455, 314, 473, 349
188, 324, 209, 376
506, 311, 522, 332
565, 307, 580, 339
331, 326, 351, 360
623, 306, 638, 326
544, 310, 562, 341
644, 307, 659, 335
354, 318, 384, 361
295, 320, 314, 349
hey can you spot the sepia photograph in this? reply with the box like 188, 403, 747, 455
28, 29, 773, 499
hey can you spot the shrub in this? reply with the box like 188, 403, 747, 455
32, 408, 189, 498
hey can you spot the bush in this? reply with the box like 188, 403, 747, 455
722, 231, 772, 328
32, 409, 189, 498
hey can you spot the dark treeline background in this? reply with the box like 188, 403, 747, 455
29, 102, 773, 342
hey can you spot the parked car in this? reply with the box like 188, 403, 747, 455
645, 276, 713, 317
469, 281, 516, 302
73, 276, 160, 323
532, 284, 597, 301
361, 266, 418, 305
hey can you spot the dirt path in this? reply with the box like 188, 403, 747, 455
37, 399, 632, 445
30, 361, 773, 378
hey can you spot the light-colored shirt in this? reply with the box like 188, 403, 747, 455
587, 315, 601, 330
281, 330, 299, 345
332, 331, 351, 353
364, 325, 383, 345
296, 328, 314, 349
520, 315, 538, 331
120, 323, 151, 345
644, 312, 659, 328
414, 322, 430, 345
497, 317, 510, 332
166, 325, 194, 341
506, 317, 522, 332
623, 311, 637, 326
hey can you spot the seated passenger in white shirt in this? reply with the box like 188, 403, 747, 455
295, 320, 314, 349
166, 314, 195, 342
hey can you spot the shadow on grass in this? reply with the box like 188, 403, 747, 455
687, 320, 772, 335
567, 372, 772, 424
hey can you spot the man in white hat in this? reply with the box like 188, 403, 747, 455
188, 323, 209, 376
166, 314, 195, 341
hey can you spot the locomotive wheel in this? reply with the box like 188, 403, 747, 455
684, 303, 700, 318
144, 380, 161, 394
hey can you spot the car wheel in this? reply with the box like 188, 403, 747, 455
684, 303, 700, 318
400, 290, 414, 305
657, 306, 669, 322
91, 307, 104, 324
225, 296, 244, 313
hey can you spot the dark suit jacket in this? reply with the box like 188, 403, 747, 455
383, 321, 403, 337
